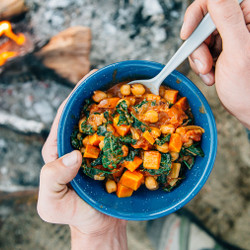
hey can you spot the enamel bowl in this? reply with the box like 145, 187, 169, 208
57, 60, 217, 220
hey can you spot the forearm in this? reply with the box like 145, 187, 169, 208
70, 222, 128, 250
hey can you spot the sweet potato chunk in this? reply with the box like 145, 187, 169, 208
142, 130, 155, 145
175, 97, 189, 111
169, 133, 182, 152
116, 183, 133, 198
122, 156, 143, 172
98, 98, 120, 108
113, 115, 131, 136
143, 151, 161, 170
119, 170, 144, 191
167, 106, 188, 126
83, 144, 100, 158
89, 133, 101, 146
164, 90, 179, 104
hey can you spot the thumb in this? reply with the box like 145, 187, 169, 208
40, 150, 82, 193
207, 0, 248, 48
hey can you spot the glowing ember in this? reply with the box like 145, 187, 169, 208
0, 21, 26, 45
0, 51, 18, 66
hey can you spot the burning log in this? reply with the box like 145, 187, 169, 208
0, 0, 27, 20
36, 26, 91, 84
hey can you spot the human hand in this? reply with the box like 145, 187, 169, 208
37, 70, 127, 250
181, 0, 250, 128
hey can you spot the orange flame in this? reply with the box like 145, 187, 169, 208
0, 21, 25, 45
0, 51, 18, 66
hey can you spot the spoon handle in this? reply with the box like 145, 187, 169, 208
154, 0, 244, 86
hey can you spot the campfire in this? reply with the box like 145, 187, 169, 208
0, 20, 26, 66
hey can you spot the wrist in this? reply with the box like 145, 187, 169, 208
70, 220, 128, 250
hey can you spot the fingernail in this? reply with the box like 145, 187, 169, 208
194, 59, 204, 72
199, 73, 212, 85
180, 23, 186, 39
62, 151, 78, 167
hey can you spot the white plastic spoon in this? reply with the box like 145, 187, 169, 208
128, 0, 243, 95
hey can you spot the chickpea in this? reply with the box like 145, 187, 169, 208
131, 84, 145, 96
99, 140, 104, 150
150, 127, 161, 138
160, 124, 175, 134
80, 147, 85, 154
92, 90, 107, 103
94, 174, 105, 181
145, 176, 159, 190
77, 132, 83, 141
159, 86, 166, 97
117, 98, 130, 107
183, 139, 193, 148
78, 117, 87, 133
82, 136, 89, 147
122, 145, 129, 157
130, 127, 140, 140
125, 96, 136, 105
144, 110, 159, 123
156, 142, 169, 153
170, 151, 179, 161
120, 84, 131, 96
105, 180, 117, 193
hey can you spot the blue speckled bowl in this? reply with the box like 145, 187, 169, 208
58, 60, 217, 221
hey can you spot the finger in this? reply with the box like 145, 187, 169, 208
207, 0, 249, 48
241, 0, 250, 29
42, 69, 98, 163
180, 0, 208, 40
40, 150, 82, 194
189, 57, 215, 86
189, 43, 214, 75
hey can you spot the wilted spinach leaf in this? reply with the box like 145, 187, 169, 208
123, 148, 140, 162
119, 135, 137, 145
181, 143, 204, 157
155, 134, 171, 146
80, 119, 95, 135
102, 133, 123, 169
131, 114, 149, 132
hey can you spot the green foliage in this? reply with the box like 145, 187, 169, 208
181, 143, 204, 157
183, 156, 195, 170
81, 98, 93, 117
91, 153, 103, 167
80, 119, 95, 135
82, 159, 110, 179
97, 125, 107, 136
155, 134, 171, 146
118, 135, 137, 145
116, 100, 133, 125
71, 129, 82, 149
102, 133, 123, 169
131, 114, 149, 132
134, 99, 148, 112
143, 153, 171, 176
123, 148, 140, 162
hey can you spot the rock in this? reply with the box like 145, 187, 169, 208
0, 127, 44, 192
0, 0, 27, 20
36, 26, 91, 84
